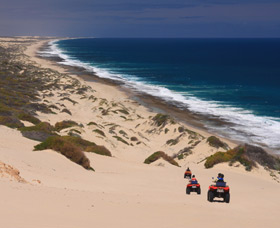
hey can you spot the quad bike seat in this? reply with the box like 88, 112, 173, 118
216, 182, 226, 187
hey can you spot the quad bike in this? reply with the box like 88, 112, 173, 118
186, 181, 201, 195
207, 182, 230, 203
184, 170, 192, 179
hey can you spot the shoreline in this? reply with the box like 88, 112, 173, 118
1, 36, 280, 228
33, 39, 279, 155
33, 40, 237, 143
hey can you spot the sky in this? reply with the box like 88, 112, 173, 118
0, 0, 280, 37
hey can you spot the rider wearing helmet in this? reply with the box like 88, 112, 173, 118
190, 175, 198, 184
184, 167, 192, 179
217, 173, 224, 182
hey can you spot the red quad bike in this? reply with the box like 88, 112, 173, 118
186, 181, 201, 195
208, 182, 230, 203
184, 171, 192, 179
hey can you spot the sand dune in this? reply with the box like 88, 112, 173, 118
0, 37, 280, 228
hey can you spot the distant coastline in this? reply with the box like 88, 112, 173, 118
38, 38, 280, 154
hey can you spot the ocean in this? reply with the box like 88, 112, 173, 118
39, 38, 280, 152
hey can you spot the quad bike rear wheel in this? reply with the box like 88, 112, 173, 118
224, 193, 230, 203
208, 191, 214, 202
197, 188, 201, 195
186, 187, 191, 195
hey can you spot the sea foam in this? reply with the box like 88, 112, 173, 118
39, 40, 280, 152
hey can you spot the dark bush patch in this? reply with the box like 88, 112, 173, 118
93, 129, 106, 137
34, 136, 92, 169
207, 136, 229, 150
242, 144, 280, 170
178, 126, 184, 133
61, 108, 72, 115
119, 130, 127, 137
130, 136, 138, 141
55, 120, 78, 132
85, 145, 112, 156
0, 103, 14, 116
203, 144, 277, 171
17, 112, 40, 125
19, 122, 55, 141
166, 139, 179, 146
117, 109, 129, 115
48, 104, 60, 110
0, 116, 24, 128
177, 147, 193, 160
87, 121, 98, 126
144, 151, 179, 167
60, 97, 78, 105
152, 114, 175, 127
113, 136, 129, 145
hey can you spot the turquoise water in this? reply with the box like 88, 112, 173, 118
40, 38, 280, 151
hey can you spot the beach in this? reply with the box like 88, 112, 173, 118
0, 37, 280, 228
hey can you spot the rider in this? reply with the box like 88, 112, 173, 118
190, 175, 198, 184
213, 173, 225, 186
216, 173, 224, 182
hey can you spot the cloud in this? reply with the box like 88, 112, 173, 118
0, 0, 280, 37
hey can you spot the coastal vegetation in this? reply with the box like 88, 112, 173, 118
204, 144, 280, 171
55, 120, 79, 132
207, 136, 229, 150
93, 129, 106, 137
113, 135, 129, 145
144, 151, 179, 167
152, 113, 176, 127
20, 122, 56, 141
34, 136, 92, 170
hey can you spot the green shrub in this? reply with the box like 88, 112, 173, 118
87, 121, 98, 126
177, 154, 184, 160
178, 126, 184, 133
0, 116, 24, 128
113, 136, 129, 145
117, 109, 129, 115
166, 139, 179, 146
17, 112, 40, 125
152, 114, 175, 127
36, 135, 112, 157
207, 136, 229, 150
93, 129, 106, 137
34, 136, 92, 170
20, 122, 54, 133
85, 145, 112, 156
204, 146, 254, 171
19, 122, 56, 141
55, 120, 78, 132
61, 108, 72, 115
144, 151, 179, 167
130, 136, 138, 141
119, 130, 127, 136
0, 103, 14, 116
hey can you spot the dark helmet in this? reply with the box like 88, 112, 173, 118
218, 173, 224, 178
192, 175, 195, 178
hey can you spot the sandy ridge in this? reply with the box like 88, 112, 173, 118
0, 37, 279, 228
